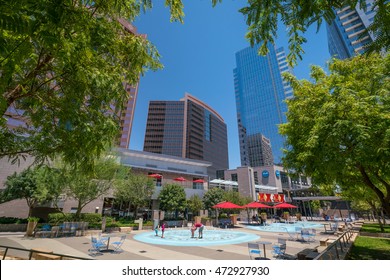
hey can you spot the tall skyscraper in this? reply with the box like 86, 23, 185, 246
234, 44, 292, 166
116, 19, 143, 148
143, 93, 229, 178
326, 0, 376, 59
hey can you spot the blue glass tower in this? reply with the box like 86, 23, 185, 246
326, 0, 376, 59
234, 44, 292, 166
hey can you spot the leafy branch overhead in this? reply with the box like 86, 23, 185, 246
213, 0, 389, 65
1, 0, 388, 169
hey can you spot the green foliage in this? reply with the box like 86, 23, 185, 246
0, 217, 28, 224
202, 187, 224, 210
49, 153, 127, 219
48, 212, 105, 225
158, 184, 186, 212
1, 167, 56, 216
186, 194, 203, 216
0, 0, 185, 168
27, 216, 39, 222
214, 0, 389, 65
280, 53, 390, 216
113, 169, 155, 218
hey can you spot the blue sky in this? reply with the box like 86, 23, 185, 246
130, 1, 330, 169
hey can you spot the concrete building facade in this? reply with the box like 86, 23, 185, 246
143, 93, 229, 179
326, 0, 377, 59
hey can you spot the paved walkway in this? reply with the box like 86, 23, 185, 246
0, 222, 337, 260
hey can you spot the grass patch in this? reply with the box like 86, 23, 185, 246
347, 236, 390, 260
361, 223, 390, 233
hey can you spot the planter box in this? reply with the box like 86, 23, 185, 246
164, 220, 187, 228
201, 218, 212, 226
119, 227, 132, 233
360, 232, 390, 238
0, 224, 27, 232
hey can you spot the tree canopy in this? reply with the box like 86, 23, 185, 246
0, 0, 184, 168
280, 53, 390, 216
113, 170, 155, 218
214, 0, 390, 65
158, 183, 187, 214
1, 167, 53, 216
2, 0, 388, 168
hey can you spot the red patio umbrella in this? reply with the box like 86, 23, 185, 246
148, 173, 162, 179
212, 201, 244, 209
242, 201, 272, 208
273, 202, 298, 209
174, 177, 186, 182
193, 179, 205, 183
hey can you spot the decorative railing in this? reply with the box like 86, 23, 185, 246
314, 229, 355, 260
0, 245, 91, 260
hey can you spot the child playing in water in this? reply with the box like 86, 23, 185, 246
161, 222, 166, 238
154, 224, 159, 236
190, 224, 196, 238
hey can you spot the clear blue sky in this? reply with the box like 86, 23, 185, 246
130, 1, 330, 169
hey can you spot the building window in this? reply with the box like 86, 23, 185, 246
205, 110, 211, 141
231, 173, 238, 182
254, 171, 258, 184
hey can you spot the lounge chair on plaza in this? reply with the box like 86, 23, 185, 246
88, 236, 106, 256
247, 243, 262, 260
301, 228, 316, 242
272, 238, 287, 259
111, 235, 126, 253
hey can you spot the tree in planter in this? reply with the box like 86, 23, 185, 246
114, 170, 155, 220
280, 53, 390, 217
186, 194, 203, 219
203, 188, 224, 219
158, 184, 186, 220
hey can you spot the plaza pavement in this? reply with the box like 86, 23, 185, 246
0, 222, 336, 260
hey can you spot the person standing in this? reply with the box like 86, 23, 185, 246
154, 224, 159, 236
161, 222, 166, 238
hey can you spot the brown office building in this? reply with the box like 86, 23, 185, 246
143, 93, 229, 179
116, 19, 143, 148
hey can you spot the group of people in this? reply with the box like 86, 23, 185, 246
252, 214, 266, 225
154, 222, 205, 239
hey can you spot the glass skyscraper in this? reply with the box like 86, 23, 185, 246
234, 44, 292, 166
326, 0, 376, 59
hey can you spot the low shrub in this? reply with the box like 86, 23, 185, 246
0, 217, 28, 224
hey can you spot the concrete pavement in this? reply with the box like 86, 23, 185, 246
0, 222, 334, 260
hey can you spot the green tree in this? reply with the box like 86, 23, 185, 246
0, 0, 184, 168
213, 0, 390, 65
55, 154, 127, 220
186, 194, 203, 217
280, 53, 390, 216
1, 167, 51, 217
158, 184, 186, 218
203, 187, 225, 210
113, 170, 155, 219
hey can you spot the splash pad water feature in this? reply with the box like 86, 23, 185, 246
246, 221, 323, 233
134, 227, 260, 246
